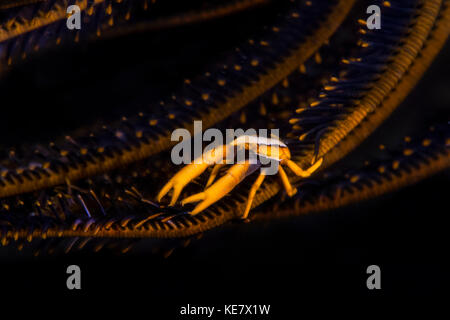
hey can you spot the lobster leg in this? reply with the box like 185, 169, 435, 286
205, 163, 226, 188
181, 161, 259, 215
285, 157, 323, 177
242, 172, 266, 219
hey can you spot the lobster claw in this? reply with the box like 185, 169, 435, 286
181, 161, 260, 215
156, 162, 211, 206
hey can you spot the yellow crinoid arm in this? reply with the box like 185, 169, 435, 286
181, 161, 259, 215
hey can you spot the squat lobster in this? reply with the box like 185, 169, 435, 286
157, 135, 323, 219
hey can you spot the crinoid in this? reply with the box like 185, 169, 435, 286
0, 0, 448, 254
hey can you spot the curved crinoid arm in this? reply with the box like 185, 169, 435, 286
0, 0, 272, 63
0, 0, 101, 42
0, 0, 355, 199
0, 0, 109, 71
0, 0, 163, 73
0, 0, 46, 10
101, 0, 272, 39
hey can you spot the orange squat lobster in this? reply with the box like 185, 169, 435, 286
157, 135, 323, 219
